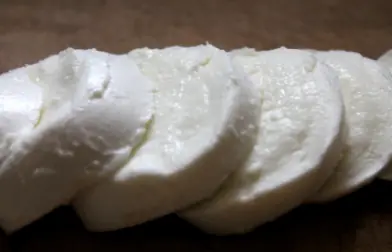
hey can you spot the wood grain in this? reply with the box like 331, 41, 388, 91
1, 0, 392, 251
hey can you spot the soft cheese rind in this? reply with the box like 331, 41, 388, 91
73, 45, 261, 231
311, 50, 392, 201
0, 48, 154, 233
180, 47, 344, 235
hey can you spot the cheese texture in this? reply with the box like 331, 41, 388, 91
73, 45, 261, 232
311, 50, 392, 201
0, 67, 43, 169
180, 47, 344, 235
0, 48, 154, 233
378, 49, 392, 72
377, 49, 392, 180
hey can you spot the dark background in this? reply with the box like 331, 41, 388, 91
1, 0, 392, 251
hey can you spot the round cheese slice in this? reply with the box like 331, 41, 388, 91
310, 50, 392, 201
180, 47, 344, 235
0, 48, 154, 233
73, 45, 261, 232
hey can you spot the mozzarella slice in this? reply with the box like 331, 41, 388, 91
310, 50, 392, 201
180, 47, 344, 235
0, 67, 43, 167
73, 45, 261, 232
0, 48, 154, 233
376, 50, 392, 180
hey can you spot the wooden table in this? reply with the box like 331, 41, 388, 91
1, 0, 392, 251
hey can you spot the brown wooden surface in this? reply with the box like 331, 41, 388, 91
1, 0, 392, 251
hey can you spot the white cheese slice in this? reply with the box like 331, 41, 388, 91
0, 48, 154, 233
377, 49, 392, 180
310, 50, 392, 201
180, 47, 344, 235
73, 45, 261, 232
